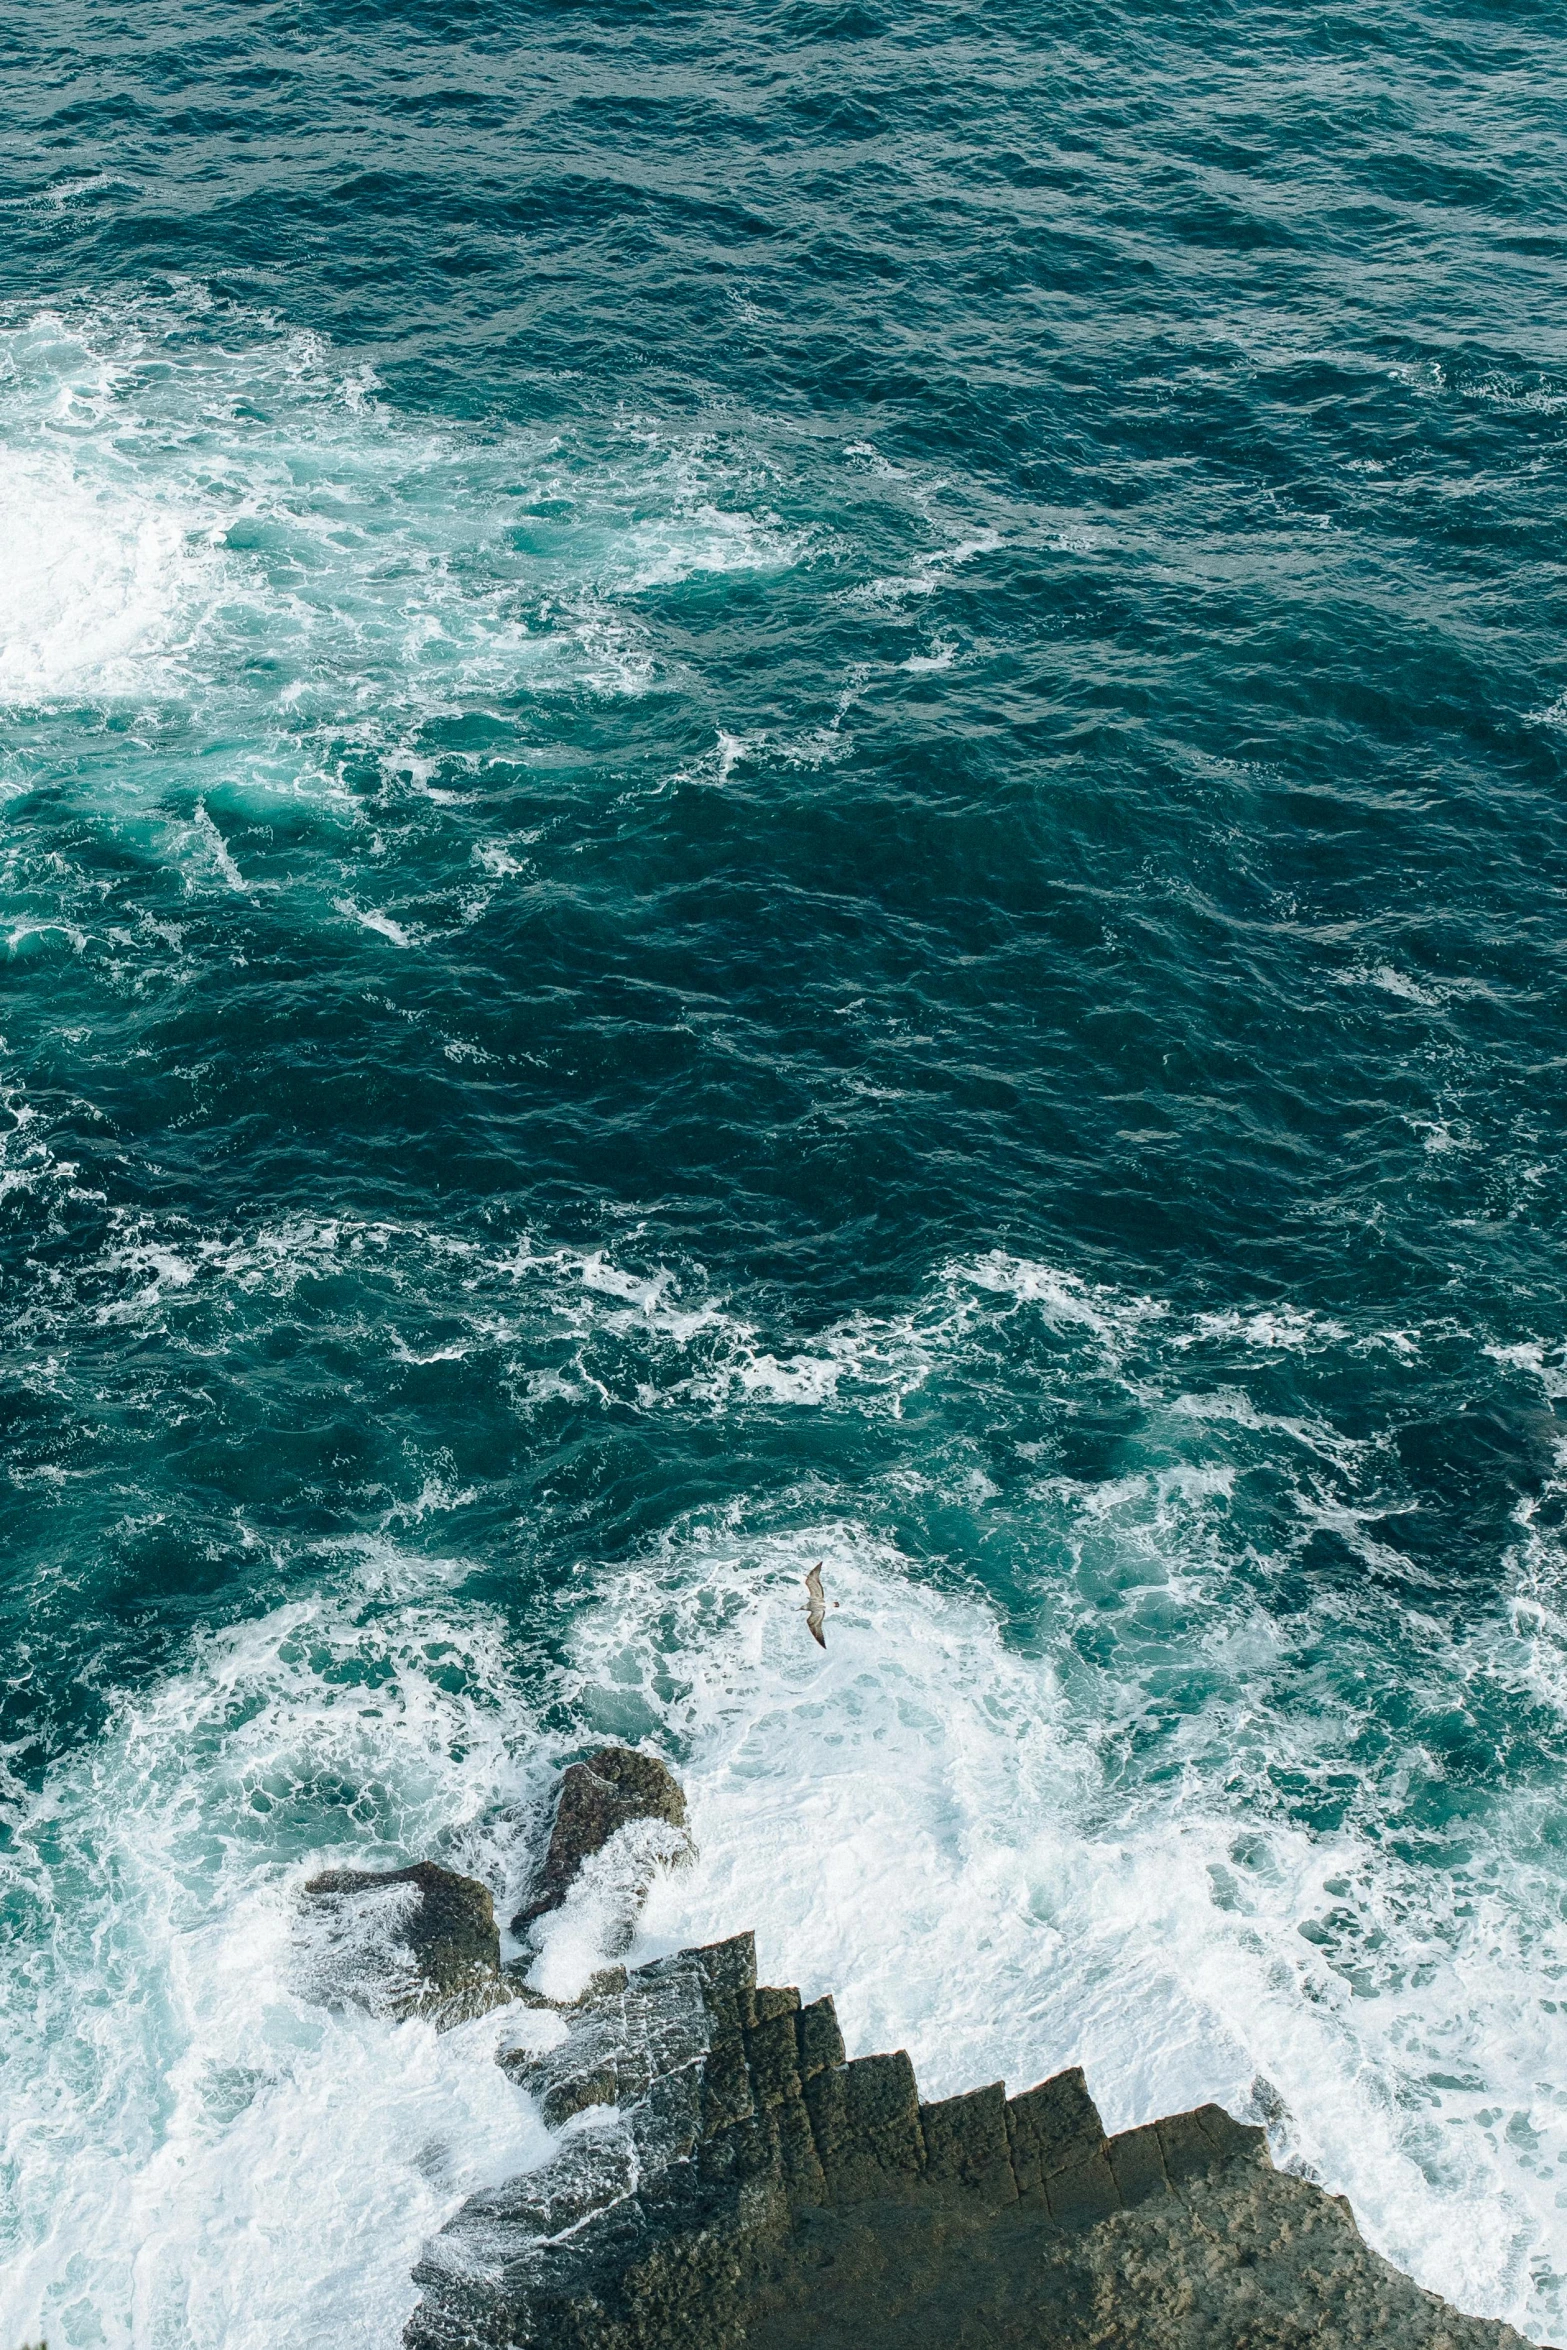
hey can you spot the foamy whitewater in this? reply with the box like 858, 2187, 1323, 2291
7, 1224, 1567, 2341
4, 2, 1567, 2343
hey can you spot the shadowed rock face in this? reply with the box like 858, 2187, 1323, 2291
511, 1747, 689, 1942
302, 1861, 505, 2022
403, 1934, 1537, 2350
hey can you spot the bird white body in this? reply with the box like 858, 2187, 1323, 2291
803, 1562, 838, 1647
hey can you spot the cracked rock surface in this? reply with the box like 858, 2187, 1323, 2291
404, 1933, 1536, 2350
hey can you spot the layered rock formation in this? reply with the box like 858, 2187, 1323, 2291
289, 1756, 1539, 2347
403, 1932, 1535, 2350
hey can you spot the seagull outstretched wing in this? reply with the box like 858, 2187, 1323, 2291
804, 1561, 828, 1648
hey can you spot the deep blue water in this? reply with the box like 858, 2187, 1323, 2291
3, 3, 1567, 2342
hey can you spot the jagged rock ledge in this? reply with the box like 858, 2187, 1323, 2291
404, 1931, 1536, 2350
296, 1745, 691, 2029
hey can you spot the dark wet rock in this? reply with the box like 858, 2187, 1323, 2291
302, 1860, 507, 2024
511, 1746, 689, 1941
405, 1930, 1536, 2350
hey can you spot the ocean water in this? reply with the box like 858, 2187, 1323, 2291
2, 0, 1566, 2341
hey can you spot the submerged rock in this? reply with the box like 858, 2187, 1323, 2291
302, 1860, 508, 2024
512, 1746, 689, 1942
405, 1931, 1536, 2350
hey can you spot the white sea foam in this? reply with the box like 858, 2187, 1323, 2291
1527, 688, 1567, 731
609, 498, 801, 592
0, 439, 226, 703
7, 1241, 1567, 2343
958, 1249, 1168, 1359
0, 301, 803, 737
0, 1572, 553, 2350
1489, 1340, 1567, 1405
731, 1350, 845, 1404
1335, 962, 1496, 1011
1489, 1348, 1567, 1720
843, 527, 1002, 613
562, 1523, 1567, 2340
902, 636, 957, 672
335, 898, 417, 949
20, 1204, 1525, 1464
1184, 1303, 1349, 1352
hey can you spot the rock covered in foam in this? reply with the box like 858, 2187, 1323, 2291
302, 1860, 508, 2024
512, 1746, 690, 1942
404, 1930, 1537, 2350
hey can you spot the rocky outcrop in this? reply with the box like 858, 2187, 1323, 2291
403, 1932, 1534, 2350
292, 1744, 692, 2026
511, 1747, 690, 1944
302, 1861, 507, 2023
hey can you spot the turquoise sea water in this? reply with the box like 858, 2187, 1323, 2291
2, 2, 1566, 2341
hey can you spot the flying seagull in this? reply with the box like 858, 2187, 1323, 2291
804, 1561, 838, 1648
